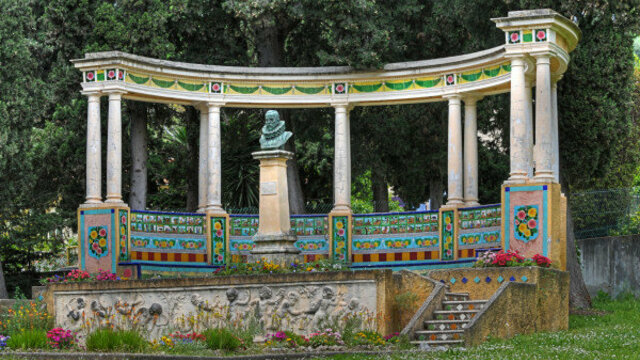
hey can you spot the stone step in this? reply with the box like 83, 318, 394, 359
411, 339, 464, 347
442, 300, 487, 311
444, 292, 470, 301
424, 319, 468, 331
415, 329, 464, 342
433, 309, 478, 321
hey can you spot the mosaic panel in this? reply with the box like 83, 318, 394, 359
441, 210, 455, 261
130, 212, 205, 235
88, 226, 108, 259
458, 206, 501, 230
331, 216, 349, 263
118, 210, 128, 261
352, 212, 439, 236
229, 216, 330, 262
129, 211, 208, 264
210, 217, 226, 265
230, 216, 259, 236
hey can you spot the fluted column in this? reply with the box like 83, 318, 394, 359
534, 54, 555, 182
205, 103, 225, 214
84, 92, 102, 205
332, 104, 352, 213
507, 57, 532, 183
197, 106, 209, 212
446, 95, 464, 206
105, 91, 125, 203
463, 96, 481, 206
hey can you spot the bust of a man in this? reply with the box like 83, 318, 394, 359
259, 110, 292, 150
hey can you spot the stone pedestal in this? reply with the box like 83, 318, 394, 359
248, 150, 301, 265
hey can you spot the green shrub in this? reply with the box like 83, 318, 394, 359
85, 329, 147, 352
203, 328, 243, 351
6, 329, 48, 349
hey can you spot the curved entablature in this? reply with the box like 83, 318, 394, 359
72, 9, 580, 108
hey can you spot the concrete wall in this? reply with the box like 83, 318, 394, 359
578, 235, 640, 298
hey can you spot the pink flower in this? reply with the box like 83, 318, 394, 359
92, 242, 99, 250
216, 229, 223, 237
446, 224, 452, 231
517, 210, 526, 220
510, 32, 519, 42
528, 219, 537, 229
338, 229, 345, 236
99, 228, 107, 237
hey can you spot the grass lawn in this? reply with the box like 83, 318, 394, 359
315, 294, 640, 360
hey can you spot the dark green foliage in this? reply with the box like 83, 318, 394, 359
203, 328, 243, 351
85, 329, 148, 352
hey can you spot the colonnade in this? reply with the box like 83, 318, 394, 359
81, 58, 559, 212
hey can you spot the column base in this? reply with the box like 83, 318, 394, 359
463, 200, 480, 207
205, 206, 227, 216
105, 199, 127, 206
330, 205, 352, 214
248, 233, 302, 266
79, 201, 103, 208
533, 172, 556, 183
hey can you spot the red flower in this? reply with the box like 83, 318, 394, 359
86, 72, 95, 80
99, 228, 107, 237
510, 32, 519, 42
532, 254, 551, 267
517, 210, 526, 220
528, 219, 537, 229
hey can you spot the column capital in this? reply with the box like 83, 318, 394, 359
81, 90, 102, 98
206, 102, 225, 111
505, 54, 527, 63
530, 51, 553, 60
463, 94, 484, 105
331, 102, 354, 112
443, 94, 462, 103
106, 90, 127, 100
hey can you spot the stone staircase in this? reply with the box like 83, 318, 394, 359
411, 291, 488, 348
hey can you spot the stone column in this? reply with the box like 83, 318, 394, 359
507, 56, 532, 183
332, 104, 352, 213
84, 92, 102, 205
463, 96, 481, 206
551, 77, 561, 182
525, 79, 534, 178
105, 91, 125, 203
205, 103, 225, 214
197, 106, 209, 212
446, 95, 464, 206
534, 54, 555, 182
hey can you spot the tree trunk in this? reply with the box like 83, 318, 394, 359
372, 166, 389, 212
129, 102, 148, 210
185, 107, 200, 212
561, 177, 592, 309
565, 195, 593, 308
254, 21, 306, 214
0, 261, 7, 299
429, 177, 443, 210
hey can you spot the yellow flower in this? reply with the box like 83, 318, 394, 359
525, 229, 531, 237
99, 238, 107, 247
336, 221, 344, 229
445, 217, 451, 224
518, 223, 527, 233
90, 230, 98, 239
214, 221, 222, 230
528, 207, 537, 218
